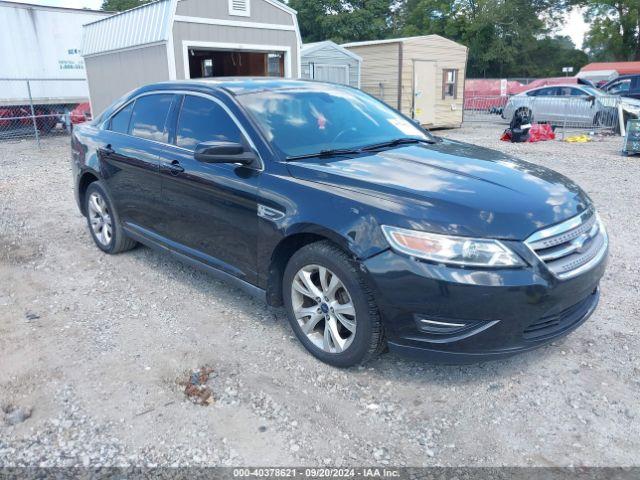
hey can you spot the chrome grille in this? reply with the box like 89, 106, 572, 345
525, 210, 608, 280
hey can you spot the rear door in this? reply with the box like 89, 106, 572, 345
157, 94, 261, 284
98, 93, 176, 231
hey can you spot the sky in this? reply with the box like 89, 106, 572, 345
11, 0, 591, 49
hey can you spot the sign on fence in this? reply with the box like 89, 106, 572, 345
622, 120, 640, 155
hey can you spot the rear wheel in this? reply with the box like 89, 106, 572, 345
85, 182, 137, 254
283, 241, 385, 367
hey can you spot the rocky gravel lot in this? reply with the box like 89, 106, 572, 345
0, 125, 638, 467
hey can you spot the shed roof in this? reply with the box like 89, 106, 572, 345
301, 40, 362, 62
82, 0, 299, 58
580, 62, 640, 75
82, 0, 175, 57
342, 34, 465, 49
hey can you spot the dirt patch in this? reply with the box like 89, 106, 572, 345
179, 366, 215, 406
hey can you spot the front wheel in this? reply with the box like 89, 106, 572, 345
283, 241, 385, 367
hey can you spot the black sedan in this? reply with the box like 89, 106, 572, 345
71, 79, 608, 367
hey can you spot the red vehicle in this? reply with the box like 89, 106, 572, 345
70, 102, 92, 125
0, 105, 59, 134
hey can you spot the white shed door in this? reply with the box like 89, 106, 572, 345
314, 64, 349, 85
413, 60, 436, 125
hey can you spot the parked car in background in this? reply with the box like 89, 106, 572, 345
70, 102, 92, 125
71, 79, 608, 367
502, 84, 640, 128
602, 75, 640, 100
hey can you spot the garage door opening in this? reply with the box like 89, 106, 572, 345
187, 48, 285, 79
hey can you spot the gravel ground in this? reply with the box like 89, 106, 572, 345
0, 125, 638, 467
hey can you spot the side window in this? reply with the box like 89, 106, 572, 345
608, 80, 631, 95
569, 88, 587, 97
176, 95, 243, 150
129, 94, 174, 143
108, 102, 134, 134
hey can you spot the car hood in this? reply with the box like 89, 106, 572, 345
285, 139, 592, 240
620, 97, 640, 107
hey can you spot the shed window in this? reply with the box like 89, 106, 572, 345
442, 69, 458, 99
229, 0, 250, 16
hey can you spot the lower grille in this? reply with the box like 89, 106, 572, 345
523, 290, 598, 340
525, 210, 608, 280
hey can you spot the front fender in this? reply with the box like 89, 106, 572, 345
256, 170, 393, 289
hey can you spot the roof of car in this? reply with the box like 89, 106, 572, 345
142, 78, 332, 96
528, 84, 587, 90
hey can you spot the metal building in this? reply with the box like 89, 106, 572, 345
82, 0, 301, 114
301, 41, 361, 88
343, 35, 468, 129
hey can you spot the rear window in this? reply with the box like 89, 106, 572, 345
129, 94, 174, 143
109, 103, 134, 134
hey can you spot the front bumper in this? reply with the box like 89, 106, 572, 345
362, 243, 607, 364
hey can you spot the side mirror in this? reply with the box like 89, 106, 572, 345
194, 141, 256, 166
585, 95, 596, 102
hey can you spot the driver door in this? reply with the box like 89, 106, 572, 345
156, 94, 261, 284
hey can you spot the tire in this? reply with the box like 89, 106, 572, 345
282, 241, 386, 367
85, 181, 137, 254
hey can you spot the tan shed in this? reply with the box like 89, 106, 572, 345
342, 35, 468, 129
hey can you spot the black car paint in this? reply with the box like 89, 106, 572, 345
71, 79, 605, 363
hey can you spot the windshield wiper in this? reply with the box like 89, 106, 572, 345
286, 148, 361, 161
360, 137, 436, 152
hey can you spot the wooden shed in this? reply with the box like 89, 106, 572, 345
82, 0, 301, 114
301, 41, 362, 87
342, 35, 468, 128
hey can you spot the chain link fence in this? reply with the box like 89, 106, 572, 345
463, 94, 626, 136
0, 78, 91, 146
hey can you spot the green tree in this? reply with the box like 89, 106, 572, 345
397, 0, 582, 77
288, 0, 398, 43
101, 0, 153, 12
576, 0, 640, 61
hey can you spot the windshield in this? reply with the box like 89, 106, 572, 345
236, 84, 432, 157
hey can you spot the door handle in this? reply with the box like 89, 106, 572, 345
164, 160, 185, 175
98, 144, 115, 156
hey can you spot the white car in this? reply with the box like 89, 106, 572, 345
502, 84, 640, 128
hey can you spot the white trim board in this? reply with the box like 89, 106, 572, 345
83, 40, 168, 58
181, 40, 292, 79
166, 0, 178, 80
174, 15, 296, 32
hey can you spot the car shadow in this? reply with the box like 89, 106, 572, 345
123, 244, 566, 384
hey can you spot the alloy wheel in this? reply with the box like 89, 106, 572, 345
291, 265, 356, 353
88, 192, 113, 247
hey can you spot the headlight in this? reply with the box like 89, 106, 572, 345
381, 225, 525, 268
